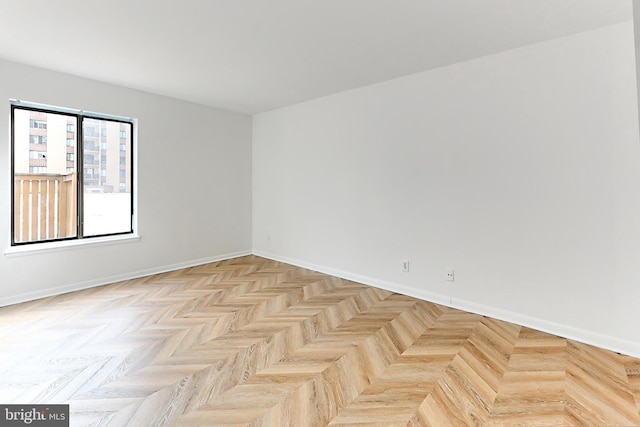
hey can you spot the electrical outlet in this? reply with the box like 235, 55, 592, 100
446, 268, 454, 282
401, 259, 410, 272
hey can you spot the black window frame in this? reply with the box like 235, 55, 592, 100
10, 101, 135, 246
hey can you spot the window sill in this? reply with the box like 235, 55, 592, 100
4, 234, 140, 257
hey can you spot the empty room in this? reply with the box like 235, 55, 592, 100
1, 0, 640, 425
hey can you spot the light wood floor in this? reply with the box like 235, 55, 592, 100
1, 256, 639, 426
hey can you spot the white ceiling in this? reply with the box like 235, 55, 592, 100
0, 0, 632, 114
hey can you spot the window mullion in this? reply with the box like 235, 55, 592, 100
77, 114, 84, 239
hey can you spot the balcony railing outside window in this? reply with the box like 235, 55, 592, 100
13, 173, 77, 243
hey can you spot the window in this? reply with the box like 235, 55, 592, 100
120, 143, 126, 151
30, 120, 47, 129
11, 102, 134, 245
84, 154, 97, 165
120, 130, 126, 139
85, 142, 99, 151
29, 135, 47, 144
29, 151, 46, 159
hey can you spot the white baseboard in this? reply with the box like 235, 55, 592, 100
0, 249, 252, 308
253, 250, 640, 359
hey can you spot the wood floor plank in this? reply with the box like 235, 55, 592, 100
0, 255, 638, 426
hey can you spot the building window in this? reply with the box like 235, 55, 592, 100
84, 154, 96, 165
11, 102, 135, 245
120, 130, 126, 139
29, 135, 47, 144
120, 143, 126, 151
29, 150, 46, 159
30, 120, 47, 129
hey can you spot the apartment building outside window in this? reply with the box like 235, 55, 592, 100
11, 101, 134, 245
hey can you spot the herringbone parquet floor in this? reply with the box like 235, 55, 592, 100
1, 255, 639, 426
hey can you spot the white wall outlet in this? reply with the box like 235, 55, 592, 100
446, 268, 454, 282
401, 259, 410, 272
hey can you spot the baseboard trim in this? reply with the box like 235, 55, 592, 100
253, 250, 640, 359
0, 249, 252, 308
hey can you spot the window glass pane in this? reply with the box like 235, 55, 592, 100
13, 108, 77, 243
82, 118, 132, 236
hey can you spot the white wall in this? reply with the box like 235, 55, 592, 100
0, 59, 252, 304
253, 21, 640, 357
